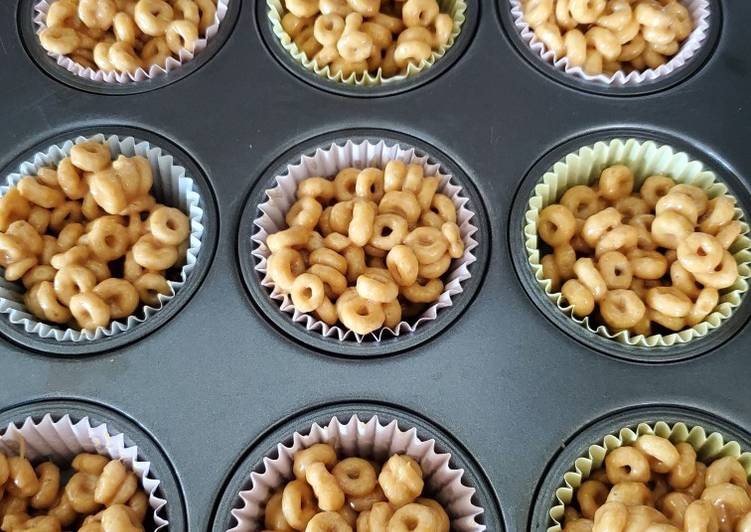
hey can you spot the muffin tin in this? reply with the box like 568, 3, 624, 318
1, 0, 750, 530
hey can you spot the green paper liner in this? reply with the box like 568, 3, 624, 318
548, 420, 751, 532
266, 0, 466, 86
524, 138, 751, 348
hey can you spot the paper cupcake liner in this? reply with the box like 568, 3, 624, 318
0, 133, 205, 342
228, 414, 485, 532
508, 0, 711, 86
524, 138, 751, 348
0, 412, 167, 529
251, 139, 479, 343
33, 0, 229, 84
547, 420, 751, 532
266, 0, 467, 86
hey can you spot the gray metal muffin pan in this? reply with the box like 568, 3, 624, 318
0, 0, 750, 530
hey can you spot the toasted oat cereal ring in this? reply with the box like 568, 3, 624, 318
561, 279, 595, 318
699, 196, 736, 234
418, 252, 451, 279
356, 168, 385, 203
541, 254, 561, 291
595, 224, 638, 257
305, 461, 345, 511
535, 22, 565, 57
537, 205, 576, 247
525, 0, 554, 26
416, 177, 439, 213
70, 291, 110, 330
134, 272, 171, 306
627, 249, 668, 280
264, 492, 291, 531
608, 482, 653, 508
111, 12, 137, 45
386, 244, 419, 287
383, 160, 407, 193
54, 265, 96, 306
267, 247, 305, 292
573, 257, 608, 302
46, 0, 79, 27
141, 36, 170, 66
267, 226, 312, 254
369, 213, 408, 251
404, 165, 424, 193
147, 206, 188, 247
388, 502, 438, 532
597, 0, 632, 30
356, 268, 398, 303
332, 458, 377, 497
282, 479, 317, 531
598, 165, 633, 201
715, 221, 742, 250
404, 226, 448, 264
70, 142, 111, 173
337, 289, 385, 334
651, 211, 693, 250
194, 0, 216, 32
670, 261, 701, 300
634, 1, 672, 28
78, 0, 116, 30
22, 265, 56, 290
415, 499, 449, 532
297, 176, 336, 203
656, 192, 700, 225
330, 200, 355, 234
419, 211, 443, 229
28, 206, 50, 234
166, 19, 198, 53
666, 442, 698, 491
683, 500, 719, 532
109, 41, 142, 72
290, 272, 325, 313
645, 286, 692, 318
393, 38, 431, 67
701, 483, 751, 527
381, 297, 401, 329
582, 207, 622, 248
285, 0, 318, 17
601, 289, 646, 330
5, 256, 38, 282
88, 168, 127, 215
308, 263, 348, 298
577, 480, 608, 519
402, 0, 439, 27
570, 0, 606, 24
686, 287, 719, 326
89, 216, 130, 261
665, 1, 692, 40
305, 511, 351, 532
560, 185, 600, 219
0, 188, 31, 232
693, 250, 738, 289
293, 443, 337, 481
134, 0, 174, 36
704, 456, 748, 490
586, 26, 621, 61
39, 26, 80, 54
314, 14, 345, 46
401, 278, 443, 303
379, 191, 421, 225
310, 248, 347, 274
640, 175, 675, 208
334, 168, 360, 202
349, 199, 377, 247
619, 34, 646, 62
564, 28, 587, 66
286, 196, 323, 230
605, 446, 651, 484
7, 220, 43, 256
615, 196, 650, 220
597, 250, 632, 290
92, 278, 139, 319
635, 436, 679, 473
657, 492, 692, 527
50, 244, 90, 270
56, 157, 87, 200
323, 232, 351, 252
430, 193, 456, 224
28, 282, 65, 323
133, 234, 178, 270
676, 232, 724, 275
648, 307, 684, 331
441, 221, 464, 259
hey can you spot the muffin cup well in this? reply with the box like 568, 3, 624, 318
547, 419, 751, 532
251, 138, 479, 343
265, 0, 467, 87
508, 0, 711, 87
0, 412, 168, 529
0, 133, 205, 342
228, 414, 486, 532
32, 0, 229, 84
524, 137, 751, 348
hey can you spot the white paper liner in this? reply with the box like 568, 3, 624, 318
0, 133, 205, 342
33, 0, 229, 84
0, 413, 167, 529
508, 0, 711, 86
524, 138, 751, 347
228, 415, 485, 532
250, 139, 479, 343
547, 420, 751, 532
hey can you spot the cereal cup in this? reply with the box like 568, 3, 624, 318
32, 0, 230, 84
0, 133, 205, 343
228, 414, 487, 531
508, 0, 711, 87
250, 138, 479, 343
265, 0, 467, 87
546, 418, 751, 532
524, 138, 751, 348
0, 412, 168, 529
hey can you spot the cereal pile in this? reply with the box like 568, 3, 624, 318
263, 442, 450, 531
537, 165, 741, 336
265, 161, 464, 336
38, 0, 219, 74
522, 0, 694, 76
0, 448, 149, 531
280, 0, 454, 78
0, 141, 190, 331
562, 434, 751, 532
